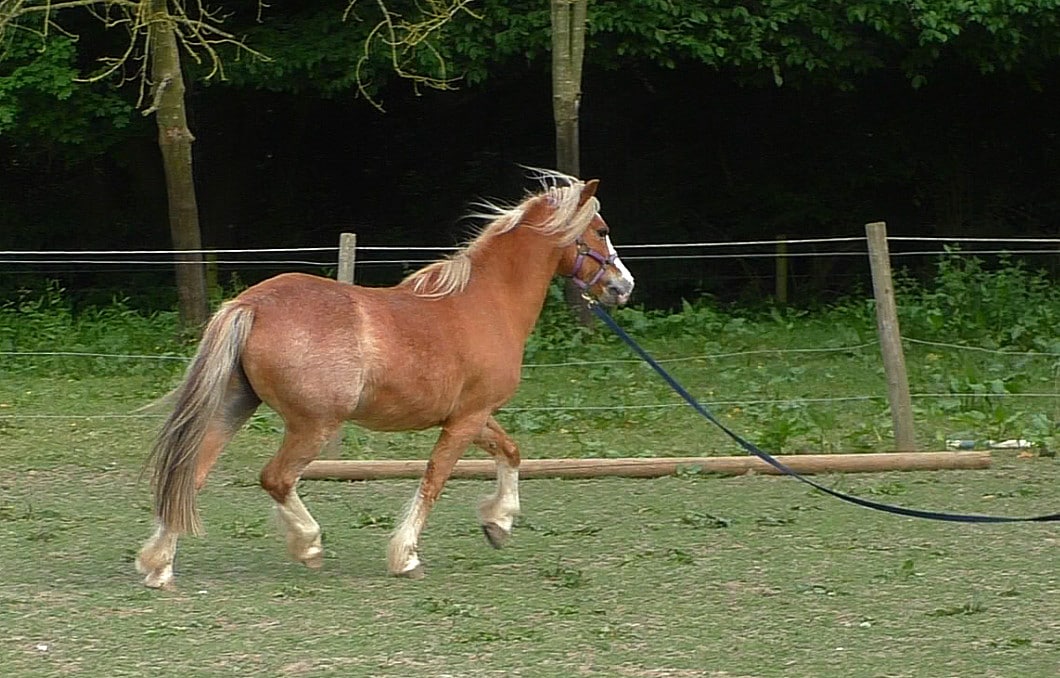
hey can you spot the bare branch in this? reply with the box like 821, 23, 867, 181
6, 0, 139, 17
347, 0, 478, 110
2, 0, 269, 112
4, 0, 469, 115
140, 72, 168, 114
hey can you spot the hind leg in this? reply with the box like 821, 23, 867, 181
136, 523, 180, 588
260, 419, 337, 569
275, 488, 325, 569
473, 416, 521, 549
136, 420, 243, 588
137, 383, 259, 588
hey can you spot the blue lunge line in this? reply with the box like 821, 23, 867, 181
589, 303, 1059, 524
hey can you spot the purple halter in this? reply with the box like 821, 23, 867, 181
568, 239, 617, 290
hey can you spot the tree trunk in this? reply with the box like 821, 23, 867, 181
147, 0, 208, 329
552, 0, 592, 324
551, 0, 586, 177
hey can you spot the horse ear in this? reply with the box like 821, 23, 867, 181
578, 179, 600, 206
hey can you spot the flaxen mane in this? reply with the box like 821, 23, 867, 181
401, 169, 600, 298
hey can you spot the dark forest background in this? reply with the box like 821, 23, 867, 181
3, 1, 1059, 308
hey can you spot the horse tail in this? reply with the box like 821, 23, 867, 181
147, 302, 255, 536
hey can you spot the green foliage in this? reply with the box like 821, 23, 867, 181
215, 6, 375, 95
678, 510, 731, 529
442, 0, 1060, 88
415, 596, 477, 617
0, 280, 183, 376
522, 283, 597, 360
745, 402, 814, 453
3, 254, 1059, 452
2, 0, 1058, 171
540, 559, 588, 588
349, 508, 396, 530
0, 33, 133, 152
895, 249, 1060, 351
7, 1, 1056, 103
214, 2, 473, 100
613, 297, 729, 340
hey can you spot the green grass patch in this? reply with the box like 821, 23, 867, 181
0, 452, 1056, 676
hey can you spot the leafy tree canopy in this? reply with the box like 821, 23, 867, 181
0, 31, 133, 154
3, 0, 1060, 149
443, 0, 1060, 88
107, 0, 1060, 97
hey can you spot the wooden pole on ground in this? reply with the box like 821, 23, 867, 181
302, 451, 989, 481
337, 232, 357, 284
865, 222, 917, 451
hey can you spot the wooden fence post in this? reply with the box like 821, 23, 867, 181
337, 232, 357, 284
865, 222, 917, 451
205, 252, 220, 300
775, 234, 788, 305
323, 232, 358, 459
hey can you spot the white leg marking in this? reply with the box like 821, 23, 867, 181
388, 490, 426, 575
136, 523, 179, 588
275, 490, 323, 567
478, 460, 520, 533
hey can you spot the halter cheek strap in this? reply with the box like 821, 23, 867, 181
568, 240, 617, 290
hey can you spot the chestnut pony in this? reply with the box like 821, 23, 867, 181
136, 171, 635, 587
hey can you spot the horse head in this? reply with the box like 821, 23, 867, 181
560, 179, 635, 306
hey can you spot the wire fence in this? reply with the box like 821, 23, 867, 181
4, 236, 1057, 307
2, 337, 1058, 421
2, 236, 1058, 425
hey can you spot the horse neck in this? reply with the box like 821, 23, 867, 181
464, 226, 562, 339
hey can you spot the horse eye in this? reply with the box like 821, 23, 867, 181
596, 228, 609, 238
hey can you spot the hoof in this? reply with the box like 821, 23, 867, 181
144, 577, 176, 590
138, 563, 174, 589
481, 522, 510, 549
394, 563, 425, 580
300, 550, 324, 570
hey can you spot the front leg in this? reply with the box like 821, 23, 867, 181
473, 416, 521, 549
388, 413, 489, 577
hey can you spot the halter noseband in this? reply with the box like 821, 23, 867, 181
568, 239, 617, 290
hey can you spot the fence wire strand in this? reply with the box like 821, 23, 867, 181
6, 336, 1058, 367
3, 391, 1057, 421
4, 236, 1060, 269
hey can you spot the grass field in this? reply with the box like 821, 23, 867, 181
1, 369, 1057, 677
2, 266, 1059, 677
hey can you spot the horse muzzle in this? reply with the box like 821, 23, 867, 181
599, 278, 634, 306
